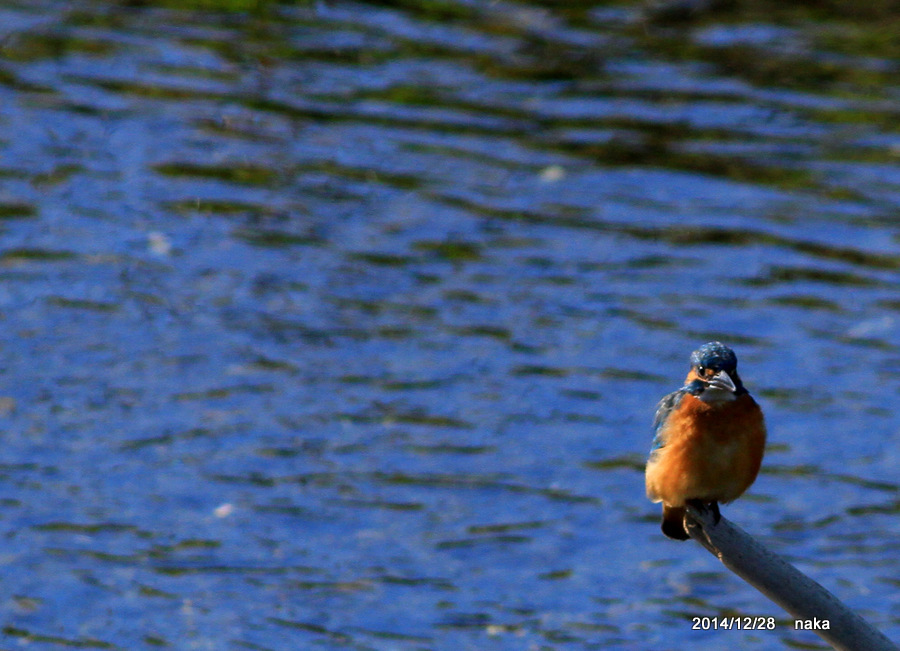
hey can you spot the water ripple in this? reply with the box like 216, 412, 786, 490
1, 1, 899, 649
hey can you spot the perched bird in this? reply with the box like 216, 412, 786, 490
645, 342, 766, 540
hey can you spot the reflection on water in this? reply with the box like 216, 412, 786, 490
0, 0, 899, 648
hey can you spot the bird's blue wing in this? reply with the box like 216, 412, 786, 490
650, 388, 686, 452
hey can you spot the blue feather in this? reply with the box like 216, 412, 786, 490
650, 380, 705, 453
650, 389, 685, 452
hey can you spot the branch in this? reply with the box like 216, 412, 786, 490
684, 505, 898, 651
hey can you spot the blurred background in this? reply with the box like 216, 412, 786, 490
0, 0, 899, 648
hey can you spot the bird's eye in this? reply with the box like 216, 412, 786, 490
697, 365, 706, 375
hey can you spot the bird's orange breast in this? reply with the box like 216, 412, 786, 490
645, 393, 766, 506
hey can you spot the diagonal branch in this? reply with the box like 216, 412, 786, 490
684, 505, 898, 651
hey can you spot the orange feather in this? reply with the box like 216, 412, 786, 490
646, 393, 766, 508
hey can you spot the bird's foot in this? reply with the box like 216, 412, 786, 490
685, 499, 721, 525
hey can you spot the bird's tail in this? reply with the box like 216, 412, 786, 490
661, 505, 690, 540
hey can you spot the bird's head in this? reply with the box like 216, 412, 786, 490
685, 341, 746, 403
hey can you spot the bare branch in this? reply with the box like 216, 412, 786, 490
684, 505, 897, 651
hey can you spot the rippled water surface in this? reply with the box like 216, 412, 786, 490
1, 0, 899, 648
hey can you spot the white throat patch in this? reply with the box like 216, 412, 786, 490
699, 387, 737, 404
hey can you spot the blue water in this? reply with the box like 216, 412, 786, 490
0, 1, 898, 648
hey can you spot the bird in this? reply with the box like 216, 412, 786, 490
645, 342, 766, 540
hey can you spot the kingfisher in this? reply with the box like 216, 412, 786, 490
645, 342, 766, 540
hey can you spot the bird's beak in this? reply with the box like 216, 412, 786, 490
706, 370, 736, 393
